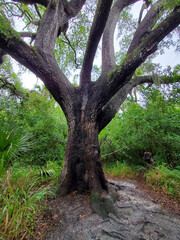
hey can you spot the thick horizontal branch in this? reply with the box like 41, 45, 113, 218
0, 23, 75, 119
97, 74, 180, 132
133, 75, 180, 85
19, 32, 36, 44
80, 0, 113, 88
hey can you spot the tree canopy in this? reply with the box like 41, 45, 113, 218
0, 0, 179, 126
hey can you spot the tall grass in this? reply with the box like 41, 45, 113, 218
104, 161, 180, 201
103, 161, 140, 179
0, 161, 61, 240
145, 164, 180, 201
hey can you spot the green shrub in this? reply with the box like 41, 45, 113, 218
145, 164, 180, 201
0, 86, 68, 167
100, 88, 180, 167
0, 161, 61, 240
19, 90, 68, 166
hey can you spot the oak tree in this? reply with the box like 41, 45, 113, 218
0, 0, 180, 207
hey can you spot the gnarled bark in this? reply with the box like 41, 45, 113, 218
59, 109, 107, 195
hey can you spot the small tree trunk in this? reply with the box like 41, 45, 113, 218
58, 117, 107, 196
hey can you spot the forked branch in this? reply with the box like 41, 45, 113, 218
92, 5, 180, 113
65, 0, 86, 18
0, 16, 75, 117
34, 0, 86, 56
80, 0, 113, 88
128, 0, 163, 54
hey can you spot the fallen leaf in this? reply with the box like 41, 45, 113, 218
52, 214, 58, 219
79, 215, 85, 220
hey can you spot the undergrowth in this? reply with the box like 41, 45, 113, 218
103, 161, 142, 179
145, 164, 180, 202
104, 161, 180, 202
0, 161, 62, 240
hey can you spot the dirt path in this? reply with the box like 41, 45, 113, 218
35, 179, 180, 240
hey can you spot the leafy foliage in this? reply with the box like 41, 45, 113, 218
19, 87, 67, 166
145, 164, 180, 201
100, 85, 180, 167
0, 57, 27, 99
0, 79, 67, 168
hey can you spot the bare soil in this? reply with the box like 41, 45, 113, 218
33, 176, 180, 240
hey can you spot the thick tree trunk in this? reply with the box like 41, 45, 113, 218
58, 116, 107, 196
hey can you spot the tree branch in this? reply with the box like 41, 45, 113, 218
34, 3, 42, 19
92, 5, 180, 114
65, 0, 86, 18
11, 0, 49, 7
19, 31, 36, 38
97, 74, 180, 132
0, 17, 75, 119
0, 1, 86, 119
138, 0, 151, 25
1, 2, 27, 19
34, 1, 65, 55
34, 0, 86, 56
101, 0, 138, 76
19, 32, 36, 44
127, 0, 163, 54
63, 34, 80, 69
97, 79, 133, 132
0, 77, 26, 99
80, 0, 113, 88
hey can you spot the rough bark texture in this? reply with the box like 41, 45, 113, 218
59, 119, 107, 195
56, 84, 107, 195
0, 0, 180, 205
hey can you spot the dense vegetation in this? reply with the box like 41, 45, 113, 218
0, 64, 179, 238
0, 63, 67, 238
101, 81, 180, 167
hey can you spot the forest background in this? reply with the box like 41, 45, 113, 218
0, 0, 180, 239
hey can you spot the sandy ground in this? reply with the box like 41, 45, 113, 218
34, 178, 180, 240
